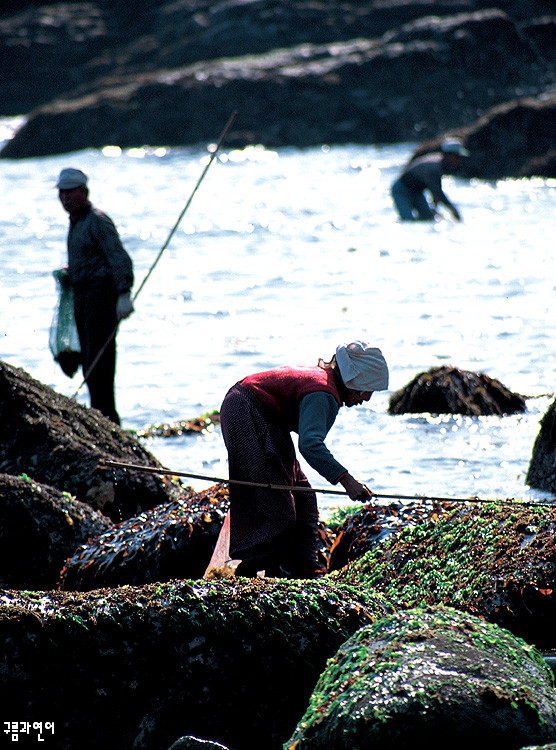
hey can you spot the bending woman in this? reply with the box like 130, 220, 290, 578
219, 340, 389, 578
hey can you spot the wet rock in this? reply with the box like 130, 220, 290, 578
59, 483, 335, 590
0, 360, 178, 521
1, 8, 552, 158
0, 578, 393, 750
327, 499, 459, 572
388, 365, 526, 416
526, 398, 556, 493
136, 411, 220, 439
59, 485, 230, 590
335, 501, 556, 650
0, 472, 112, 590
285, 606, 556, 750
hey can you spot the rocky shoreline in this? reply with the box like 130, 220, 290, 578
0, 1, 555, 177
3, 359, 556, 747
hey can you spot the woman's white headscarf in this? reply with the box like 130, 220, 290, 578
335, 341, 389, 392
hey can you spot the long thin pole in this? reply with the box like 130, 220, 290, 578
101, 459, 553, 506
73, 111, 238, 397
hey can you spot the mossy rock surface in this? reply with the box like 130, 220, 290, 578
388, 365, 526, 415
285, 606, 556, 750
328, 498, 459, 571
0, 578, 393, 750
336, 501, 556, 649
0, 360, 177, 521
0, 473, 112, 589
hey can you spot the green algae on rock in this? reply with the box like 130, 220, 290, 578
284, 606, 556, 750
335, 501, 556, 649
0, 578, 393, 750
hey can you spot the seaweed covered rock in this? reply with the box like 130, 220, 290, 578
388, 365, 526, 415
527, 398, 556, 493
285, 606, 556, 750
59, 483, 335, 590
0, 472, 112, 589
59, 485, 230, 590
336, 501, 556, 650
327, 499, 459, 572
0, 578, 393, 750
0, 360, 178, 521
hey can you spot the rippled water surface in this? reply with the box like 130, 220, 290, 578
1, 122, 556, 514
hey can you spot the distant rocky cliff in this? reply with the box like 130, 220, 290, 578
1, 0, 555, 177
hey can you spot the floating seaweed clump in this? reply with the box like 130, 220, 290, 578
336, 501, 556, 649
136, 411, 220, 439
388, 365, 526, 415
285, 606, 556, 750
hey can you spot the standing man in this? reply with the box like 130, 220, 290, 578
56, 167, 134, 425
391, 138, 470, 222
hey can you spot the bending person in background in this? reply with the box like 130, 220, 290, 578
56, 167, 134, 425
219, 340, 389, 579
391, 138, 470, 221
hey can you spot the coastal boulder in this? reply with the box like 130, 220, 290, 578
327, 498, 459, 572
0, 578, 393, 750
527, 398, 556, 493
388, 365, 526, 415
336, 501, 556, 650
59, 484, 230, 590
0, 472, 112, 590
0, 360, 178, 521
285, 606, 556, 750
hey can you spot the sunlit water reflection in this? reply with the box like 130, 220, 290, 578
1, 118, 555, 515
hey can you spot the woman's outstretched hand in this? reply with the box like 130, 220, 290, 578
338, 472, 374, 502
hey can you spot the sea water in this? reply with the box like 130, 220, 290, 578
1, 117, 556, 516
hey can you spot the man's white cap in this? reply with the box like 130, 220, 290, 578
440, 138, 470, 157
56, 168, 88, 189
335, 341, 389, 392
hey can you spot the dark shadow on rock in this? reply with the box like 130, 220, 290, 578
285, 606, 556, 750
0, 360, 178, 522
388, 365, 526, 416
0, 472, 112, 589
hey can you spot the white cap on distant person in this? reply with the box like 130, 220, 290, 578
56, 168, 88, 189
335, 341, 389, 392
440, 138, 470, 157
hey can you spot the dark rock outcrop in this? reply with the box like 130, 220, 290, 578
336, 501, 556, 649
285, 606, 556, 750
1, 6, 554, 160
388, 365, 527, 416
0, 578, 393, 750
0, 472, 112, 589
0, 360, 178, 521
527, 398, 556, 493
